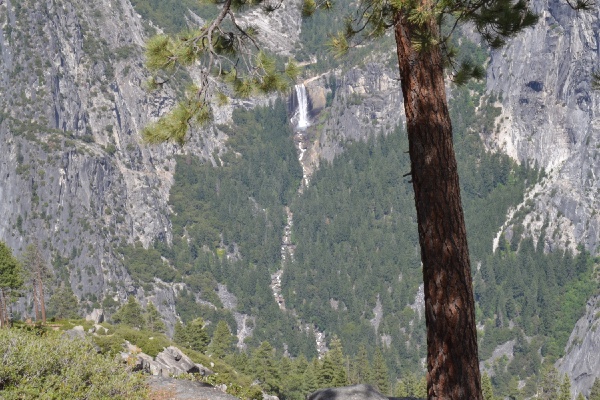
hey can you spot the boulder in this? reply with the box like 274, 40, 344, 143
308, 384, 424, 400
122, 345, 214, 378
64, 325, 86, 340
155, 346, 201, 376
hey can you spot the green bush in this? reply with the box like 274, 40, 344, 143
0, 328, 148, 399
91, 324, 171, 357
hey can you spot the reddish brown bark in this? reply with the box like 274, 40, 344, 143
393, 11, 482, 400
39, 272, 46, 324
0, 289, 8, 328
34, 285, 40, 321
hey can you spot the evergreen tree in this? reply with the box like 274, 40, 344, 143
294, 354, 309, 376
209, 320, 235, 359
47, 284, 79, 320
174, 321, 188, 344
281, 356, 306, 400
399, 372, 421, 397
394, 380, 408, 397
174, 318, 210, 352
0, 241, 23, 327
539, 366, 560, 400
590, 378, 600, 400
373, 347, 390, 395
319, 356, 336, 387
576, 393, 585, 400
22, 242, 51, 324
111, 296, 144, 328
251, 341, 281, 395
144, 302, 166, 333
187, 318, 210, 352
482, 372, 495, 400
558, 375, 572, 400
304, 358, 320, 394
351, 344, 373, 385
416, 376, 428, 398
329, 336, 349, 386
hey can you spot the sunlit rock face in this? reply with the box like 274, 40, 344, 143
0, 0, 222, 327
484, 0, 600, 254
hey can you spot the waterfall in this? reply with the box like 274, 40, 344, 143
295, 84, 310, 130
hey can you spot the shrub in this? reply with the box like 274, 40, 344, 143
0, 328, 149, 399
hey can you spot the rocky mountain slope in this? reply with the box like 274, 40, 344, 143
485, 0, 600, 255
484, 0, 600, 392
557, 294, 600, 397
0, 0, 406, 328
0, 0, 232, 324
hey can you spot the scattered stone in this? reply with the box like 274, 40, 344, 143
155, 346, 201, 376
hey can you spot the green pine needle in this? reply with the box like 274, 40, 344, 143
142, 102, 193, 146
146, 35, 175, 72
302, 0, 317, 17
284, 59, 301, 81
328, 32, 349, 59
216, 92, 229, 106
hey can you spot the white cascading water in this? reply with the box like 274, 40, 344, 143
294, 84, 310, 130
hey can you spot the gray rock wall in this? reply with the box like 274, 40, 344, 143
0, 0, 223, 320
486, 1, 600, 393
557, 294, 600, 398
485, 0, 600, 254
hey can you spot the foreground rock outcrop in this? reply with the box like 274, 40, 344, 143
121, 344, 213, 378
148, 376, 240, 400
308, 384, 423, 400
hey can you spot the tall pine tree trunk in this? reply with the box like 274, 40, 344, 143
33, 283, 40, 322
0, 289, 7, 328
38, 272, 46, 324
394, 11, 482, 400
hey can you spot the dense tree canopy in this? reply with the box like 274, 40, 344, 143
139, 0, 594, 397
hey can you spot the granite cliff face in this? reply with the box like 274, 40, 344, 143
557, 294, 600, 397
0, 0, 226, 323
485, 0, 600, 392
294, 61, 404, 184
485, 0, 600, 254
0, 0, 301, 333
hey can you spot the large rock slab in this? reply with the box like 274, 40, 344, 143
122, 345, 213, 378
308, 384, 423, 400
155, 346, 201, 376
148, 376, 239, 400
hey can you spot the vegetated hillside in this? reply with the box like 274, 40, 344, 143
284, 76, 599, 397
1, 0, 599, 397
